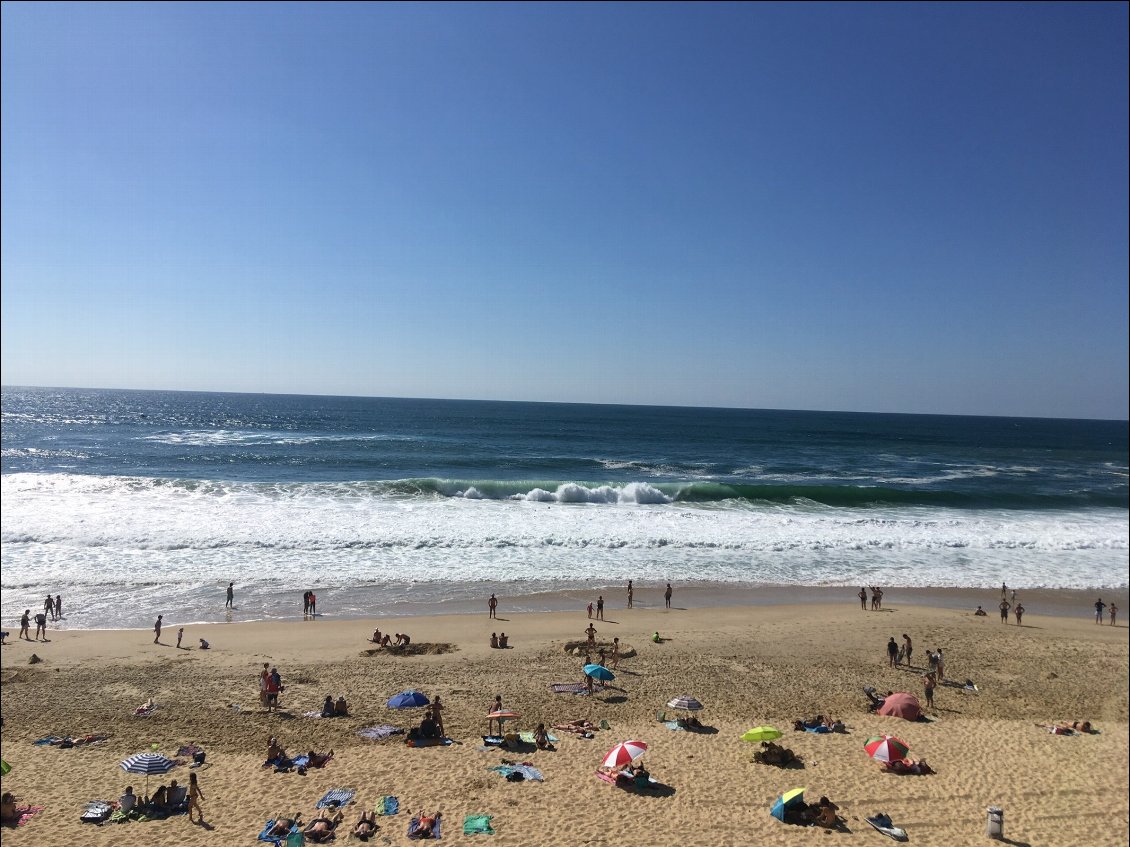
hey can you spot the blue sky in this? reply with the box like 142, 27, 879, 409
2, 2, 1127, 419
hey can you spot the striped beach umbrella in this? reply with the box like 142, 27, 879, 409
864, 735, 911, 763
666, 695, 704, 712
119, 752, 175, 792
601, 740, 648, 769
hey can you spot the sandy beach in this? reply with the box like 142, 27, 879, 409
2, 589, 1127, 846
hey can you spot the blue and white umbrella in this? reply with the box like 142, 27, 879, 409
119, 752, 175, 792
584, 664, 615, 682
387, 690, 430, 709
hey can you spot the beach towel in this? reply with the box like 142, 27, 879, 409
358, 725, 403, 741
803, 725, 832, 734
176, 744, 202, 758
481, 736, 504, 747
518, 731, 558, 745
662, 720, 685, 732
316, 788, 355, 808
376, 796, 399, 816
406, 737, 453, 748
866, 813, 908, 841
302, 710, 324, 718
548, 682, 588, 694
9, 805, 45, 827
80, 800, 114, 824
463, 815, 494, 835
490, 764, 544, 782
408, 813, 442, 839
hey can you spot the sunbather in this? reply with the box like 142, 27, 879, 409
1037, 720, 1093, 735
534, 722, 555, 750
809, 796, 843, 828
553, 719, 595, 734
267, 736, 287, 762
352, 810, 378, 840
882, 757, 934, 775
306, 749, 334, 767
266, 813, 303, 836
754, 741, 797, 765
411, 810, 441, 839
304, 808, 344, 843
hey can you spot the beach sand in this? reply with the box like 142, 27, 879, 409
1, 589, 1127, 846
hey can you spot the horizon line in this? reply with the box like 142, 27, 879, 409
2, 383, 1127, 424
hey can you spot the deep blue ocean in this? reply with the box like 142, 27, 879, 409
2, 387, 1126, 628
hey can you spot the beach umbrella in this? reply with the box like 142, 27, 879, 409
120, 752, 175, 793
386, 690, 430, 709
601, 740, 648, 769
770, 786, 806, 821
864, 735, 910, 763
584, 664, 615, 682
487, 710, 521, 720
666, 695, 704, 712
741, 726, 783, 743
876, 692, 921, 721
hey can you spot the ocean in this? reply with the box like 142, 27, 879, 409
1, 386, 1126, 629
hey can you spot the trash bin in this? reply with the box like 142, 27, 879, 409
986, 806, 1004, 839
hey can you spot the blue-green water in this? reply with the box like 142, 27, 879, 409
2, 387, 1126, 628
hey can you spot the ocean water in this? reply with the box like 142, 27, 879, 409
1, 387, 1126, 629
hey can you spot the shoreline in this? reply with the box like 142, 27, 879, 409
7, 582, 1127, 633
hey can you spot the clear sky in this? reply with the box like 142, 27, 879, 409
2, 2, 1127, 419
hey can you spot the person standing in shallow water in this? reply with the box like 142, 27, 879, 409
627, 580, 633, 609
226, 582, 234, 609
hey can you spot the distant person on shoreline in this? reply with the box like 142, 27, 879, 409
858, 588, 867, 610
1001, 582, 1007, 600
303, 591, 311, 617
226, 582, 234, 609
45, 594, 55, 621
1110, 604, 1118, 626
585, 623, 597, 645
1094, 598, 1106, 624
999, 599, 1010, 623
34, 610, 48, 641
975, 606, 987, 616
153, 614, 163, 644
309, 592, 316, 616
55, 595, 62, 620
488, 593, 498, 619
19, 610, 31, 641
923, 671, 936, 710
1014, 603, 1025, 626
198, 638, 209, 649
177, 627, 184, 649
596, 595, 604, 621
627, 580, 633, 608
665, 583, 673, 609
902, 634, 913, 666
887, 637, 899, 667
587, 601, 594, 619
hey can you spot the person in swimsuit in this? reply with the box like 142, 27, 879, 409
414, 811, 440, 838
627, 580, 633, 608
353, 810, 378, 840
859, 587, 867, 610
999, 599, 1010, 622
1014, 603, 1025, 625
19, 610, 30, 641
187, 772, 205, 823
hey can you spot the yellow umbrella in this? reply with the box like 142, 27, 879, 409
741, 726, 782, 742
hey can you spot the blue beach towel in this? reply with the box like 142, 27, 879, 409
490, 764, 544, 781
804, 725, 832, 734
258, 818, 299, 844
316, 788, 355, 808
377, 795, 399, 816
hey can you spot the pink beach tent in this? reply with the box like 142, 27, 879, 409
877, 692, 922, 721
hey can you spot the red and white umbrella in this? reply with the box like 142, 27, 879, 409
863, 734, 910, 763
601, 740, 648, 769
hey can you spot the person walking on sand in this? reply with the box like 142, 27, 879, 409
187, 772, 205, 823
858, 587, 867, 610
596, 595, 604, 621
886, 637, 899, 667
176, 628, 184, 649
488, 593, 498, 619
19, 610, 31, 641
664, 583, 673, 609
902, 634, 913, 667
226, 582, 234, 609
1095, 598, 1106, 624
923, 670, 936, 711
153, 615, 163, 644
611, 637, 621, 669
1014, 603, 1024, 626
627, 580, 633, 608
999, 599, 1010, 623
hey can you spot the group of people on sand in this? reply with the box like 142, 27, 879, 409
489, 632, 509, 648
267, 804, 435, 843
320, 694, 349, 717
783, 795, 844, 829
1094, 598, 1118, 626
113, 773, 205, 823
409, 700, 446, 741
369, 628, 411, 648
260, 664, 284, 711
858, 587, 884, 610
17, 608, 52, 641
